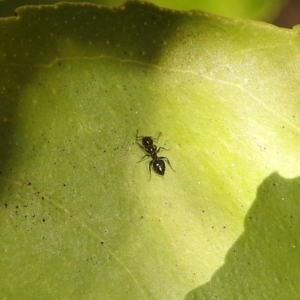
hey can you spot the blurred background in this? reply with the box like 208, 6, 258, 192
0, 0, 300, 28
272, 0, 300, 28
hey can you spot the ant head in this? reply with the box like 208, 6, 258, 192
142, 136, 153, 147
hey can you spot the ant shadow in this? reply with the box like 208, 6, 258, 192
185, 172, 300, 300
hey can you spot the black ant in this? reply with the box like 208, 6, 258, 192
136, 130, 175, 179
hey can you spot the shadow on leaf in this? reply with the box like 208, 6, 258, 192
0, 1, 184, 201
185, 172, 300, 300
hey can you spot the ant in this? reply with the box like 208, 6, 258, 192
136, 130, 175, 180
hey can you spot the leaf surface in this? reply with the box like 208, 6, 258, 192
0, 2, 300, 299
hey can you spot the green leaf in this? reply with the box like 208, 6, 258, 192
0, 2, 300, 299
0, 0, 288, 21
149, 0, 288, 20
186, 172, 300, 299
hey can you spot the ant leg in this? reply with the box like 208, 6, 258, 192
136, 141, 145, 151
136, 130, 146, 143
148, 160, 153, 181
154, 132, 162, 141
136, 130, 143, 141
156, 146, 169, 154
137, 154, 150, 163
160, 157, 175, 172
